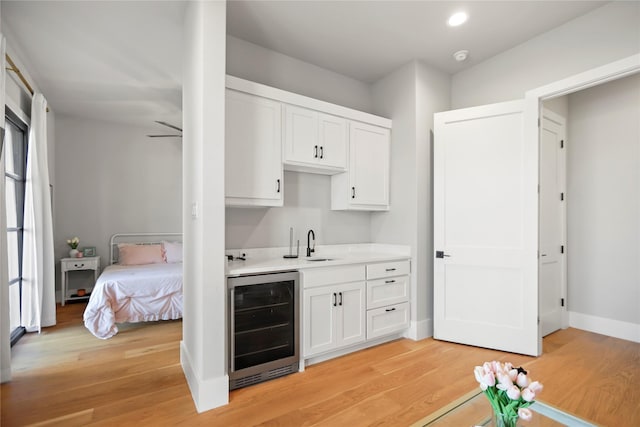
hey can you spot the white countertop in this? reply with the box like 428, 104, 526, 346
226, 243, 411, 276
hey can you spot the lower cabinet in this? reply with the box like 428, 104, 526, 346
303, 281, 366, 357
302, 259, 411, 361
365, 260, 411, 339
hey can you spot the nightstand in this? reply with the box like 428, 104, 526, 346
60, 256, 101, 305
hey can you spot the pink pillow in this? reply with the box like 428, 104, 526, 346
118, 244, 165, 266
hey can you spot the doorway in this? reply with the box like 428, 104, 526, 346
433, 54, 640, 356
538, 108, 566, 337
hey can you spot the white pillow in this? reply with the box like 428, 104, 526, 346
162, 241, 183, 263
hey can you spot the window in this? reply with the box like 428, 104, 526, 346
4, 109, 28, 345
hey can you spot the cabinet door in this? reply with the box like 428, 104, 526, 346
317, 113, 347, 170
284, 104, 318, 164
303, 286, 337, 357
225, 89, 283, 207
337, 281, 366, 347
349, 122, 390, 208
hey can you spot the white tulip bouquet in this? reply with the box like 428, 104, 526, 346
66, 237, 80, 249
474, 361, 543, 426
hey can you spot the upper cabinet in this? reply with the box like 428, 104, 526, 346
225, 76, 391, 210
331, 122, 390, 211
283, 104, 348, 174
225, 89, 283, 207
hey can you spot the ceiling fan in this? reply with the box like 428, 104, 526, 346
147, 121, 182, 138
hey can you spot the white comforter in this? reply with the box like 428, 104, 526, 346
83, 263, 183, 339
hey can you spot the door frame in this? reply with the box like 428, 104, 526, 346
525, 54, 640, 350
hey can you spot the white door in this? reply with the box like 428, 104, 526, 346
225, 89, 283, 206
304, 287, 337, 356
539, 109, 566, 336
318, 113, 347, 169
284, 104, 318, 164
434, 100, 540, 356
337, 282, 366, 347
349, 122, 390, 207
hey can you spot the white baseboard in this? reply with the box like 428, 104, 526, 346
1, 367, 11, 383
180, 341, 229, 413
569, 311, 640, 343
405, 318, 432, 341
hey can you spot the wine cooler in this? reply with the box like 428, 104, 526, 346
227, 270, 300, 390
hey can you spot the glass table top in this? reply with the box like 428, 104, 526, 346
411, 390, 598, 427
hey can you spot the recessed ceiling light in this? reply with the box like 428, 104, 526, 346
448, 12, 468, 27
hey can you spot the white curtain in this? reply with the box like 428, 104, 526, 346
21, 93, 56, 332
0, 34, 12, 382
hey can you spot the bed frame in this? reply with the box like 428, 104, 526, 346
109, 232, 182, 265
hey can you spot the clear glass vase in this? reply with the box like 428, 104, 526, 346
493, 410, 518, 427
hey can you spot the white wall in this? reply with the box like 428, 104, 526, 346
54, 114, 181, 290
371, 60, 450, 339
371, 63, 417, 245
5, 72, 31, 120
415, 62, 451, 335
226, 171, 370, 249
225, 36, 375, 250
452, 1, 640, 108
543, 96, 568, 119
227, 36, 372, 113
567, 73, 640, 326
181, 0, 228, 412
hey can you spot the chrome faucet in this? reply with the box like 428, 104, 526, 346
306, 229, 315, 257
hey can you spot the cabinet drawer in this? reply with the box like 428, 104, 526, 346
302, 264, 365, 288
62, 259, 99, 271
366, 275, 410, 310
366, 260, 410, 280
366, 302, 410, 340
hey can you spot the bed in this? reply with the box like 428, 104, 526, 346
83, 233, 183, 339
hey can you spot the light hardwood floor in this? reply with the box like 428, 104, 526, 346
1, 303, 639, 426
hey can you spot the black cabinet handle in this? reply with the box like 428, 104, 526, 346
385, 307, 396, 312
74, 264, 85, 268
320, 146, 324, 159
385, 268, 396, 272
314, 145, 318, 158
352, 187, 355, 199
338, 292, 343, 306
276, 179, 281, 193
333, 293, 337, 307
385, 280, 396, 284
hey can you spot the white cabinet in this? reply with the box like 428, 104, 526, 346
365, 260, 410, 339
60, 256, 100, 306
332, 121, 390, 211
225, 89, 283, 207
303, 265, 366, 357
283, 104, 347, 174
304, 282, 366, 357
318, 113, 348, 170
